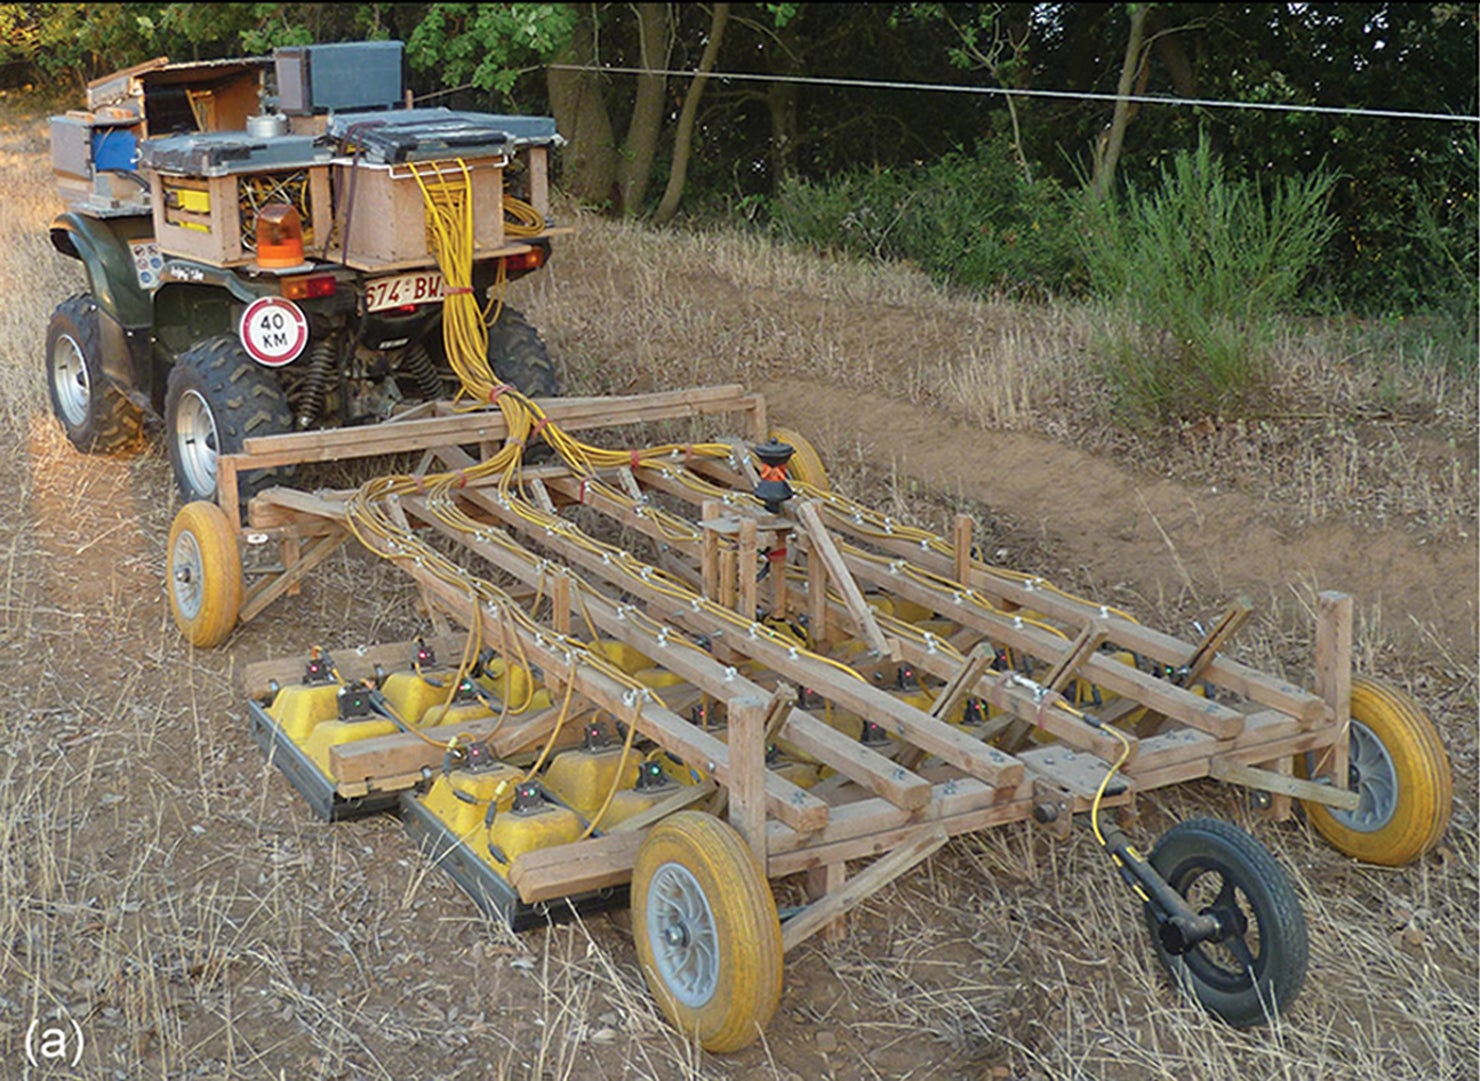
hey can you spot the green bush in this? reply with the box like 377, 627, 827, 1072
769, 138, 1082, 299
1083, 136, 1338, 424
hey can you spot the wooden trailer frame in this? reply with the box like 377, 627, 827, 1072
219, 384, 1364, 959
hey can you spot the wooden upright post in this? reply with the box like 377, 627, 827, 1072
738, 517, 759, 620
727, 694, 769, 864
1313, 591, 1354, 789
701, 501, 721, 600
952, 514, 973, 585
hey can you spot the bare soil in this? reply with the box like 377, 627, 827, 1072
1, 106, 1474, 1080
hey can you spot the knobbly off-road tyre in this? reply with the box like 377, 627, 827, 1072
1301, 677, 1452, 866
167, 501, 243, 649
1144, 817, 1308, 1028
632, 812, 783, 1053
45, 293, 145, 454
487, 306, 559, 398
164, 335, 294, 504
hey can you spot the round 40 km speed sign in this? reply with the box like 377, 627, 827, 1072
239, 296, 310, 367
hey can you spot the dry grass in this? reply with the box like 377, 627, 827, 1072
0, 90, 1474, 1081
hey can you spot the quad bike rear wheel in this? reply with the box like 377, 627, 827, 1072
164, 336, 295, 504
486, 306, 559, 398
45, 293, 144, 454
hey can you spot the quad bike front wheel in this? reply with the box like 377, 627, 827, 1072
45, 293, 144, 454
1301, 676, 1453, 866
1144, 818, 1308, 1028
167, 501, 243, 649
164, 336, 295, 504
631, 812, 783, 1052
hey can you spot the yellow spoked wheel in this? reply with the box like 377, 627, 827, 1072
166, 501, 243, 649
1302, 677, 1453, 866
631, 811, 783, 1052
769, 427, 829, 492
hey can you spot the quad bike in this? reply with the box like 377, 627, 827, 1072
45, 41, 563, 503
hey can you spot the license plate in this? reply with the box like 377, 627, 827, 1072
365, 271, 447, 312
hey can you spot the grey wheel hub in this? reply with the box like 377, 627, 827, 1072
50, 332, 91, 426
175, 389, 220, 496
170, 530, 204, 620
646, 862, 719, 1009
1331, 719, 1398, 832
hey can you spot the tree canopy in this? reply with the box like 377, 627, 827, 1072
4, 2, 1474, 315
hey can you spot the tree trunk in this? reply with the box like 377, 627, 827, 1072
1092, 3, 1148, 202
765, 12, 800, 192
652, 3, 730, 225
546, 5, 617, 207
616, 3, 670, 215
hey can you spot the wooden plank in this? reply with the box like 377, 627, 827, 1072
701, 501, 721, 599
764, 784, 1037, 876
889, 636, 1129, 763
1314, 589, 1354, 808
776, 714, 930, 809
240, 632, 470, 699
329, 712, 538, 782
1042, 621, 1108, 693
234, 385, 760, 468
803, 864, 848, 944
1208, 758, 1361, 811
605, 779, 717, 833
508, 831, 646, 902
807, 541, 828, 649
779, 824, 948, 953
795, 501, 890, 657
1016, 745, 1121, 800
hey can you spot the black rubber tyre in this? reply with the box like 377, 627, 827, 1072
487, 306, 559, 398
1143, 818, 1308, 1028
164, 335, 294, 504
45, 293, 145, 454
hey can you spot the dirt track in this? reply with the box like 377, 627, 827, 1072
765, 377, 1478, 655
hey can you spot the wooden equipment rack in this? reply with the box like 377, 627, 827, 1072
223, 384, 1361, 952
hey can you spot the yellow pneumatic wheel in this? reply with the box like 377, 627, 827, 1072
166, 501, 243, 649
769, 427, 829, 492
1302, 677, 1453, 866
631, 811, 783, 1052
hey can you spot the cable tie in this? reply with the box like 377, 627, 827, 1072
445, 285, 474, 296
488, 383, 515, 403
630, 449, 642, 468
455, 470, 468, 489
530, 416, 550, 438
578, 477, 590, 503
